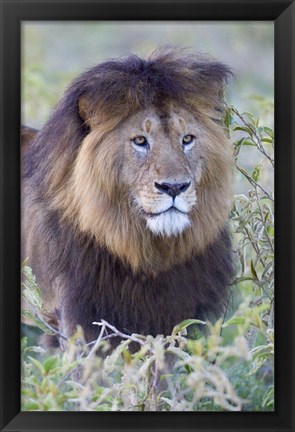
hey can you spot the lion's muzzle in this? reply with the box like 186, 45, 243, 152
154, 181, 191, 198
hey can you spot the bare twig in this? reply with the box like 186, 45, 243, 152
92, 320, 145, 346
87, 322, 106, 359
59, 320, 147, 388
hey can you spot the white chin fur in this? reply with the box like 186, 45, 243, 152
146, 212, 190, 236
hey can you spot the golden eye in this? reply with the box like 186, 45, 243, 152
132, 136, 148, 146
182, 135, 195, 145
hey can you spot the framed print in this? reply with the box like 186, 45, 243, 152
0, 0, 294, 431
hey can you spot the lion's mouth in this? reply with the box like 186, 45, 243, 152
144, 206, 188, 218
143, 206, 191, 236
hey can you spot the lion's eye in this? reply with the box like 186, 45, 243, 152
182, 135, 195, 145
132, 136, 148, 147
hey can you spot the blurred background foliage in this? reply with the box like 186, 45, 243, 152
21, 22, 274, 411
22, 21, 274, 122
22, 21, 274, 195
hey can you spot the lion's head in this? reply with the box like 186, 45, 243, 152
24, 48, 233, 275
111, 106, 201, 237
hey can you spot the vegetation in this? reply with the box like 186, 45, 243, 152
21, 104, 274, 411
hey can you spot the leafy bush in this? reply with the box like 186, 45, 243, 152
21, 103, 274, 412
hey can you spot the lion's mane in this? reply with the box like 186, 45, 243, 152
22, 48, 234, 348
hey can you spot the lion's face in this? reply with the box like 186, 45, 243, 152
117, 106, 204, 236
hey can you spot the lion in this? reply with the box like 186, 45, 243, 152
22, 48, 234, 349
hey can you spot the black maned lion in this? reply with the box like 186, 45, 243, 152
22, 48, 234, 349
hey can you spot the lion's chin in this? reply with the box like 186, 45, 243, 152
146, 210, 190, 237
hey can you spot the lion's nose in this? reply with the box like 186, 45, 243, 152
154, 181, 191, 198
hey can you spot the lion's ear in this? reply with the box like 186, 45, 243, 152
78, 95, 93, 127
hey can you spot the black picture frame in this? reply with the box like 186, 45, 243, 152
0, 0, 294, 431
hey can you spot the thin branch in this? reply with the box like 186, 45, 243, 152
85, 332, 125, 346
87, 322, 106, 359
231, 107, 274, 168
254, 188, 274, 254
242, 226, 272, 301
92, 320, 145, 346
236, 165, 274, 202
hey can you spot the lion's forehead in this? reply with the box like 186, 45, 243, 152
126, 107, 199, 138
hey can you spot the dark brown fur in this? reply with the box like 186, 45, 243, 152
21, 125, 38, 150
22, 48, 234, 349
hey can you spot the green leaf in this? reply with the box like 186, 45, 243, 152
224, 109, 233, 129
247, 351, 272, 376
222, 316, 247, 328
43, 356, 59, 374
263, 211, 270, 223
233, 126, 252, 134
21, 337, 28, 352
250, 261, 259, 280
267, 226, 274, 237
234, 276, 254, 284
28, 356, 45, 376
241, 112, 256, 125
233, 139, 244, 158
172, 319, 206, 335
23, 345, 46, 355
260, 195, 274, 202
160, 397, 173, 407
262, 386, 274, 408
122, 349, 132, 365
246, 356, 267, 376
261, 137, 273, 144
251, 310, 263, 329
184, 364, 193, 374
22, 309, 37, 322
251, 165, 261, 182
262, 127, 274, 139
241, 140, 256, 146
